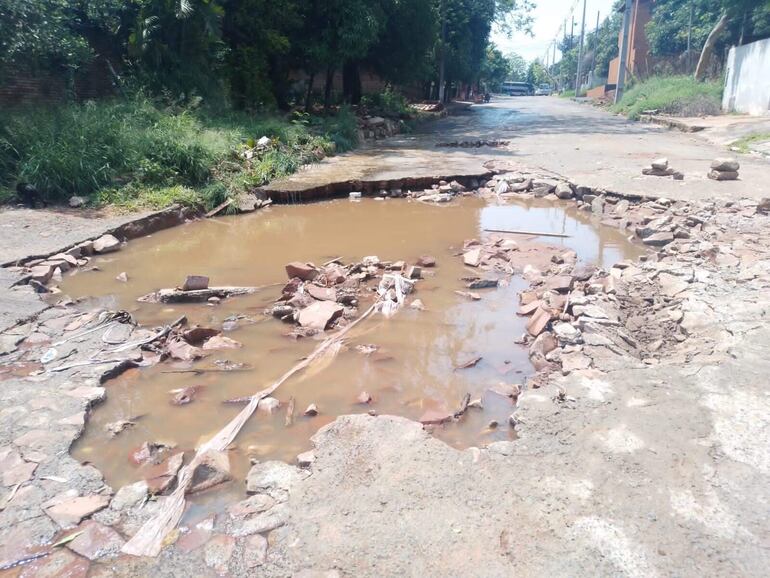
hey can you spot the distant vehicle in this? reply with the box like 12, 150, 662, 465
535, 83, 552, 96
502, 81, 533, 96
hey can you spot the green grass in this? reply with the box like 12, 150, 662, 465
611, 75, 722, 120
559, 89, 576, 98
0, 98, 359, 210
729, 132, 770, 155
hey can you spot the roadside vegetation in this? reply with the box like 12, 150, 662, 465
0, 1, 536, 208
610, 76, 722, 120
0, 98, 359, 210
729, 132, 770, 155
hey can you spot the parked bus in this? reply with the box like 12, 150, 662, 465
501, 81, 533, 96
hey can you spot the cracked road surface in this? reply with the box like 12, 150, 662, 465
268, 96, 770, 202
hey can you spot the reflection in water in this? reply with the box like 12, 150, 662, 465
65, 197, 640, 499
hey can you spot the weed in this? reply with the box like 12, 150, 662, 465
611, 76, 722, 120
0, 97, 359, 209
729, 132, 770, 155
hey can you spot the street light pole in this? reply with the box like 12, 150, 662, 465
614, 0, 633, 104
574, 0, 587, 96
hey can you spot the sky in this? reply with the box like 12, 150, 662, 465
491, 0, 617, 64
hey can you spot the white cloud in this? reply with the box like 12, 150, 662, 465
492, 0, 618, 63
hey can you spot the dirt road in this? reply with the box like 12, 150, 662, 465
268, 96, 770, 202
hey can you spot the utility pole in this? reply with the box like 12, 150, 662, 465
686, 0, 693, 73
574, 0, 587, 96
589, 11, 600, 86
614, 0, 633, 104
437, 0, 447, 103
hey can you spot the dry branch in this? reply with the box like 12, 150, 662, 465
122, 297, 384, 557
483, 227, 570, 238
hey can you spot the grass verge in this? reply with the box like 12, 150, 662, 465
0, 98, 359, 211
729, 132, 770, 155
611, 75, 722, 120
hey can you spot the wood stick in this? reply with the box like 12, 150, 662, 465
205, 198, 233, 218
454, 393, 471, 419
123, 297, 384, 557
285, 396, 295, 427
484, 227, 570, 238
161, 367, 251, 375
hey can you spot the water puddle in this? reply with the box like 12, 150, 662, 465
63, 197, 641, 497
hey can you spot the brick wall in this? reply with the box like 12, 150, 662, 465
0, 60, 115, 108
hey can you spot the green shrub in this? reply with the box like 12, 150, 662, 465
0, 97, 358, 208
611, 76, 722, 120
360, 88, 412, 119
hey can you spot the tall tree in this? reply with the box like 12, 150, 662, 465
480, 45, 510, 90
694, 0, 770, 79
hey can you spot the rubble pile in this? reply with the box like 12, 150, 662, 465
11, 234, 123, 294
641, 157, 684, 180
269, 255, 421, 337
435, 140, 509, 148
708, 157, 740, 181
357, 116, 403, 141
470, 176, 770, 385
405, 178, 476, 203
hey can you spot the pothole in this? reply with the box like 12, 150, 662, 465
435, 140, 510, 148
62, 188, 642, 505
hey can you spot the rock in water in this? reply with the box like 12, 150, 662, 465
93, 234, 121, 254
285, 262, 319, 281
297, 301, 343, 330
182, 275, 209, 291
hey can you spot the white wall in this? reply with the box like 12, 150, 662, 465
723, 38, 770, 116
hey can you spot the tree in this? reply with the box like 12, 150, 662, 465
222, 0, 301, 109
694, 0, 770, 80
480, 45, 510, 90
506, 51, 527, 80
526, 59, 548, 85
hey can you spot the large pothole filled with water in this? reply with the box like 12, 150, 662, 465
62, 195, 641, 503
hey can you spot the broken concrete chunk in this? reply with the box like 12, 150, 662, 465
544, 275, 574, 293
642, 232, 674, 246
182, 275, 210, 291
553, 322, 582, 344
45, 495, 111, 529
298, 301, 344, 330
416, 255, 436, 267
202, 335, 242, 350
526, 307, 552, 336
28, 264, 54, 284
466, 278, 498, 289
246, 460, 308, 497
190, 449, 232, 494
297, 450, 315, 468
285, 262, 319, 281
554, 182, 574, 199
651, 158, 669, 170
166, 339, 205, 361
306, 284, 337, 301
707, 169, 738, 181
66, 521, 125, 560
711, 158, 739, 172
463, 248, 482, 267
93, 234, 121, 254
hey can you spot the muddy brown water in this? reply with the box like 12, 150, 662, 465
63, 196, 641, 505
